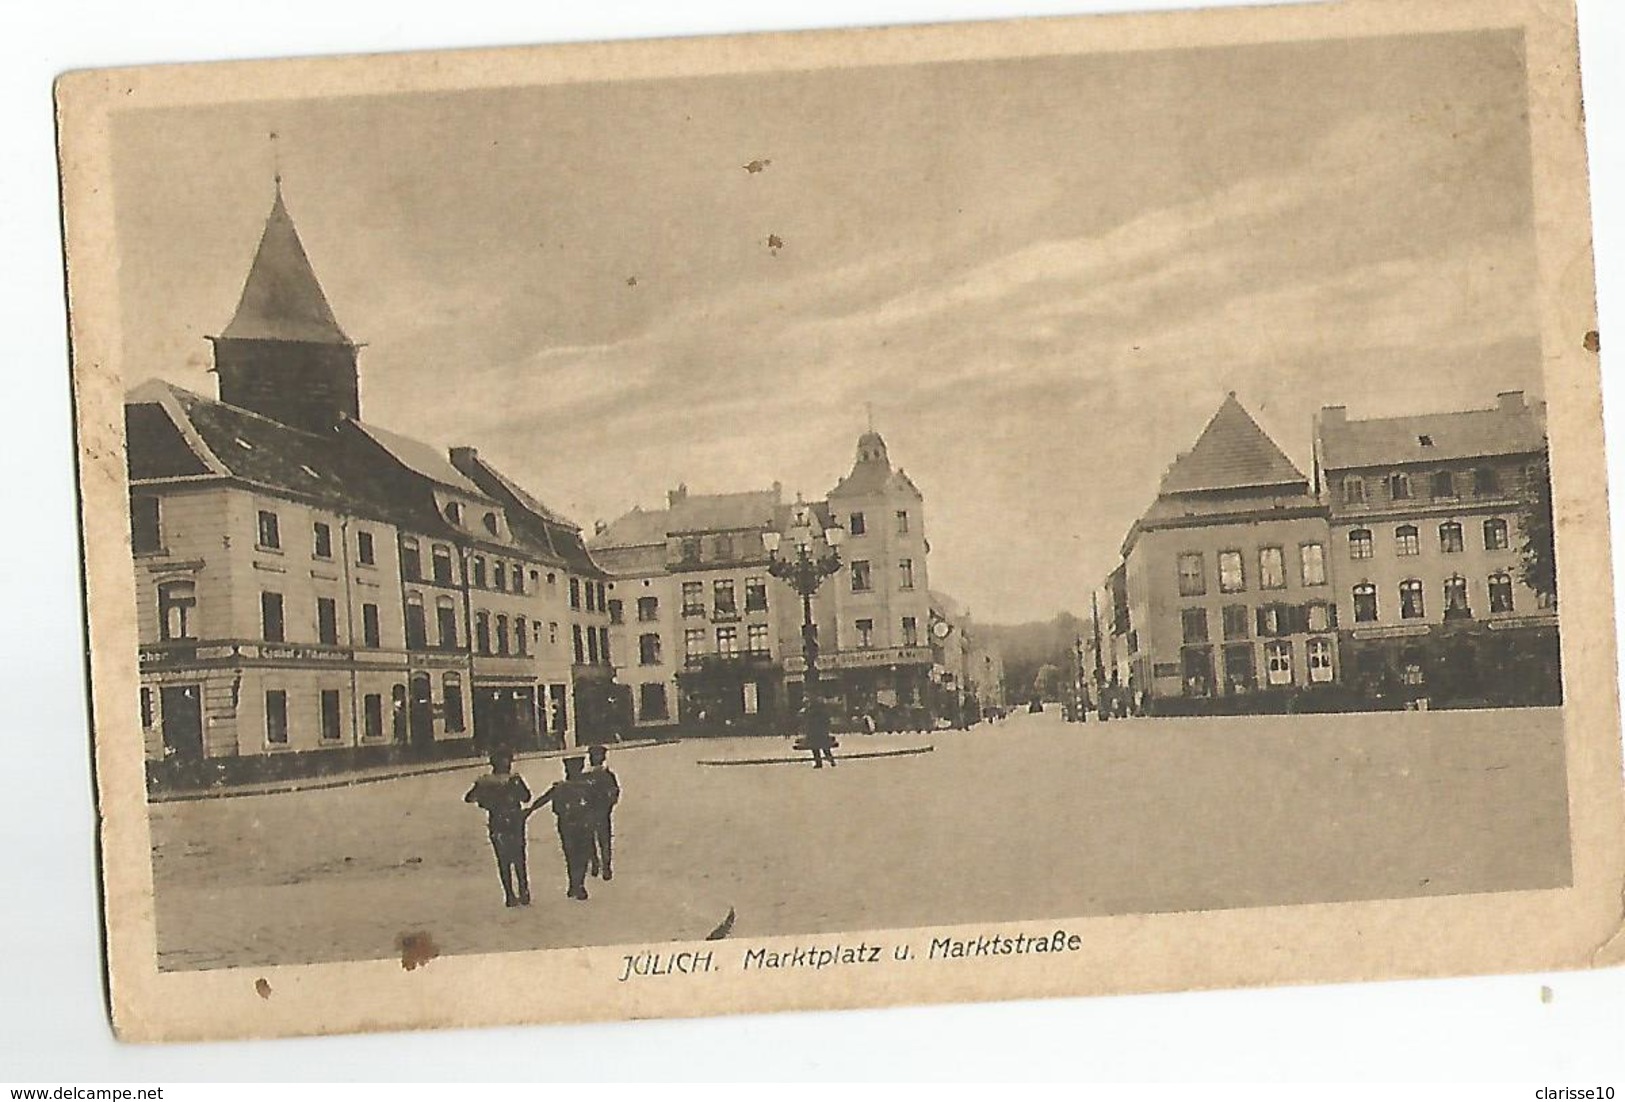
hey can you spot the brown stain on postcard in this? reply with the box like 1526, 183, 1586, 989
397, 931, 440, 971
255, 978, 272, 999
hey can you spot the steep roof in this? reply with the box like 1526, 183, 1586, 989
219, 189, 352, 345
349, 421, 488, 498
449, 448, 603, 573
125, 380, 407, 521
1159, 394, 1307, 494
1317, 395, 1547, 471
591, 505, 672, 550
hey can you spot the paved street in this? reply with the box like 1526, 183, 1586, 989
150, 706, 1572, 971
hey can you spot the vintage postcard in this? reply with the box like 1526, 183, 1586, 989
57, 0, 1625, 1042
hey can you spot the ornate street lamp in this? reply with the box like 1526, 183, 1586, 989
763, 503, 845, 729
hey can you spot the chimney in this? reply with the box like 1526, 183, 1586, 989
449, 446, 478, 468
668, 483, 689, 507
1319, 405, 1347, 426
771, 480, 782, 500
594, 519, 607, 536
1497, 391, 1526, 413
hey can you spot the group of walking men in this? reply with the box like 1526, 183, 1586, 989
463, 744, 620, 906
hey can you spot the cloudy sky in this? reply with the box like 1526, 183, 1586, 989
111, 28, 1542, 624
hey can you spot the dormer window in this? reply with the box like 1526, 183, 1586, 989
483, 511, 500, 536
444, 501, 464, 526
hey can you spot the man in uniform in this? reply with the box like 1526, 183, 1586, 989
463, 748, 532, 907
583, 744, 621, 881
528, 756, 596, 900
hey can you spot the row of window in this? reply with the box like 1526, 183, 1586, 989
1181, 637, 1335, 694
608, 595, 664, 625
852, 558, 914, 593
1177, 544, 1325, 597
1348, 518, 1510, 559
254, 509, 382, 568
573, 624, 612, 666
1180, 602, 1336, 645
570, 577, 608, 613
681, 624, 774, 661
1341, 467, 1509, 506
1350, 573, 1516, 622
847, 510, 910, 537
681, 578, 770, 617
260, 680, 468, 747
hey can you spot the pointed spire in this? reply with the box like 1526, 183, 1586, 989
220, 188, 351, 345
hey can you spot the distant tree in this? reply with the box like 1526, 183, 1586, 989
1033, 663, 1062, 701
1519, 455, 1557, 607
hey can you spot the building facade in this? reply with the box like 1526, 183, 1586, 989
1314, 392, 1558, 706
593, 430, 977, 733
128, 186, 620, 785
1115, 394, 1340, 709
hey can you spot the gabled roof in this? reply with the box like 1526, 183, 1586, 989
591, 505, 672, 550
1317, 394, 1547, 471
125, 380, 407, 521
350, 421, 489, 498
219, 189, 352, 345
450, 448, 604, 575
1159, 394, 1307, 494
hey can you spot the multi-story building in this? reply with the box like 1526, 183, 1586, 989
593, 429, 963, 733
1314, 392, 1558, 704
127, 186, 619, 784
594, 484, 783, 733
1118, 394, 1339, 706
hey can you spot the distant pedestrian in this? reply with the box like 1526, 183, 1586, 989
803, 698, 836, 769
583, 744, 621, 881
463, 749, 532, 907
528, 756, 596, 900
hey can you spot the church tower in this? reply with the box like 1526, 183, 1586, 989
210, 185, 360, 434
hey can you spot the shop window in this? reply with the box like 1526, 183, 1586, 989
320, 689, 342, 742
265, 690, 288, 744
1265, 640, 1293, 686
1307, 638, 1334, 683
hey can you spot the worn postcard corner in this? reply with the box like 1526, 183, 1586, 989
57, 0, 1625, 1043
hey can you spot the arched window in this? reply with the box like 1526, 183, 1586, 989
431, 544, 454, 585
1439, 522, 1464, 553
401, 537, 422, 581
442, 673, 466, 733
1352, 583, 1378, 623
1488, 572, 1515, 613
515, 616, 528, 656
1399, 579, 1425, 620
1484, 517, 1510, 551
475, 611, 491, 655
1395, 525, 1420, 556
1348, 528, 1373, 560
495, 614, 510, 656
472, 556, 487, 588
157, 580, 196, 641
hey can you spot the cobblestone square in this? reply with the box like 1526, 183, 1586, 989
150, 706, 1571, 971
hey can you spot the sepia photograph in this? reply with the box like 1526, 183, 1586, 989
54, 0, 1625, 1044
